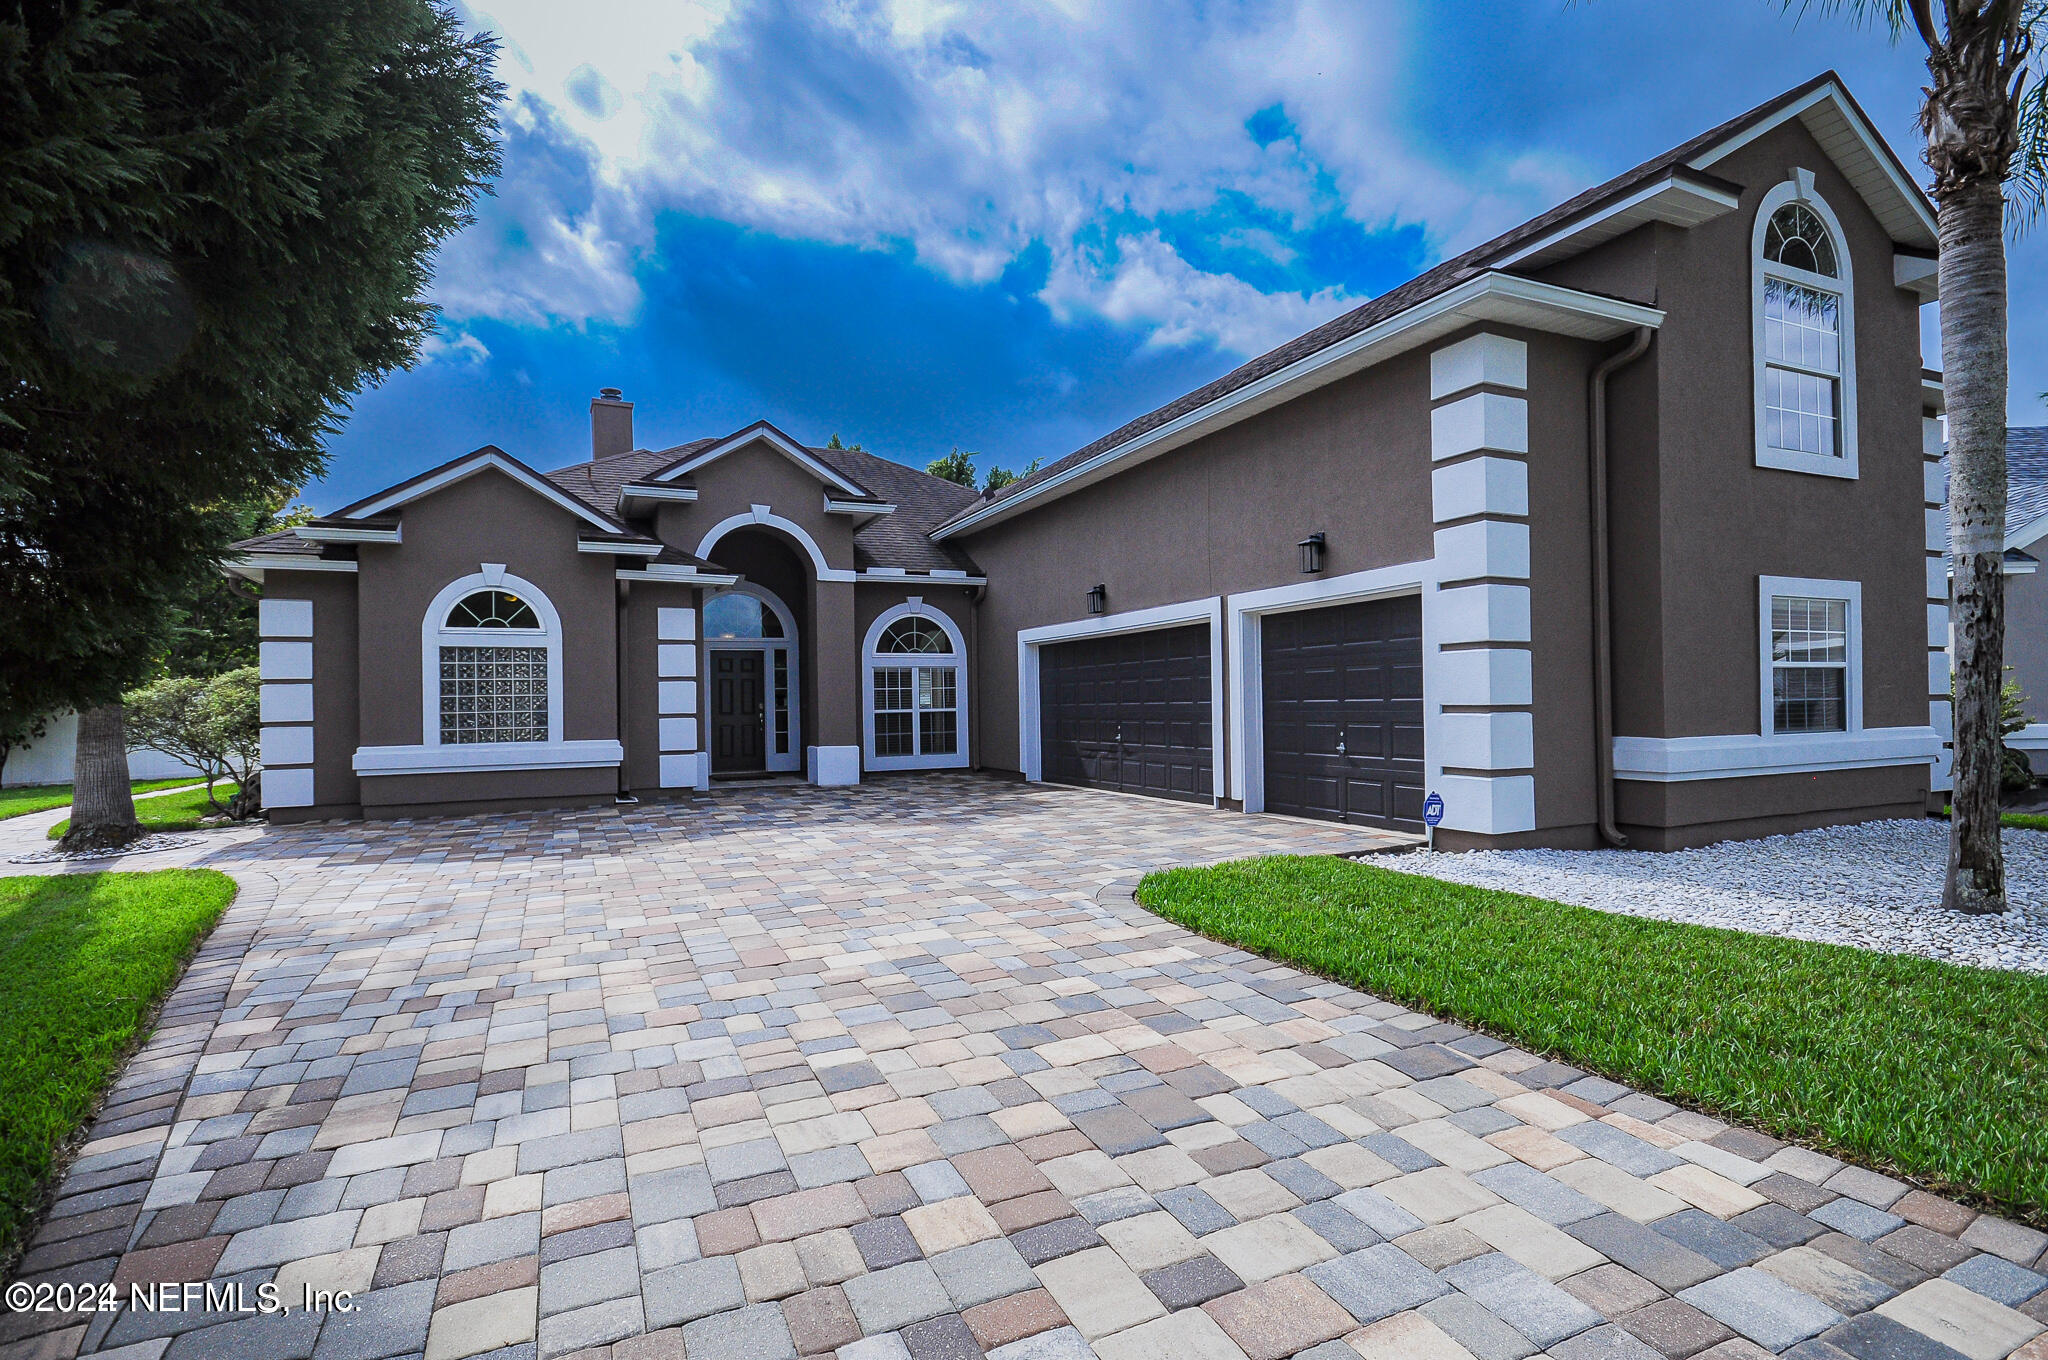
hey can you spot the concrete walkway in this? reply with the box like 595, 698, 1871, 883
0, 782, 263, 876
0, 776, 2041, 1360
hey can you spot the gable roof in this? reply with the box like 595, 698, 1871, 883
328, 445, 635, 536
934, 71, 1934, 540
647, 421, 873, 497
537, 439, 982, 575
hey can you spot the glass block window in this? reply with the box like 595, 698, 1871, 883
1770, 595, 1848, 734
439, 645, 548, 743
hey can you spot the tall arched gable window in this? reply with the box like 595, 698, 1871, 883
1753, 173, 1858, 478
422, 570, 563, 746
863, 602, 969, 771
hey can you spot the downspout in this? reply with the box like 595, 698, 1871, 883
615, 581, 634, 802
968, 582, 985, 770
1589, 326, 1652, 847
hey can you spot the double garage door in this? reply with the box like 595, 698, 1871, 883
1036, 595, 1424, 831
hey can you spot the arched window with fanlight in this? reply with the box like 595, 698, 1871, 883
1753, 176, 1857, 478
421, 574, 562, 746
863, 603, 969, 771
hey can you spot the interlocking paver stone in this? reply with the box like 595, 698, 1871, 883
1441, 1251, 1603, 1349
1305, 1241, 1449, 1323
843, 1259, 955, 1333
0, 779, 2005, 1360
1678, 1267, 1847, 1352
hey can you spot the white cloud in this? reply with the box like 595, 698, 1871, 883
441, 0, 1580, 354
421, 328, 491, 366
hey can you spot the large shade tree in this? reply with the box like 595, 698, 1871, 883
1806, 0, 2048, 912
0, 0, 500, 847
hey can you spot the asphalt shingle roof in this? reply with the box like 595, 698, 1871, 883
540, 441, 982, 575
2006, 427, 2048, 538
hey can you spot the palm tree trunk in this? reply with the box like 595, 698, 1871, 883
1939, 176, 2008, 914
61, 703, 142, 852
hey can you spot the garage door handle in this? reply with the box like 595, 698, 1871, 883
1335, 738, 1346, 756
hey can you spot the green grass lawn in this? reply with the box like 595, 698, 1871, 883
0, 871, 235, 1263
0, 778, 202, 823
1139, 855, 2048, 1224
1937, 804, 2048, 832
47, 783, 240, 841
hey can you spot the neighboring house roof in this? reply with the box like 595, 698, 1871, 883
933, 71, 1936, 539
2005, 428, 2048, 545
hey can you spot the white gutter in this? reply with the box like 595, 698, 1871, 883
932, 271, 1665, 542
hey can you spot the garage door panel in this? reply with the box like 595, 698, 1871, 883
1040, 624, 1213, 804
1262, 595, 1425, 832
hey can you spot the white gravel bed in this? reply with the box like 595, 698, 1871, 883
1396, 818, 2048, 974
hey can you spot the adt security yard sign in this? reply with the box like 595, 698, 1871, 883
1422, 791, 1445, 827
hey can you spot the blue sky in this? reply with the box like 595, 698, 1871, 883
313, 0, 2048, 506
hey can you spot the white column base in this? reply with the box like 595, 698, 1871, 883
807, 745, 862, 786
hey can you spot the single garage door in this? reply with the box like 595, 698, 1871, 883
1261, 595, 1425, 831
1040, 624, 1212, 803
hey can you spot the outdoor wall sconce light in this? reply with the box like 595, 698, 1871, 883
1299, 532, 1326, 574
1087, 583, 1107, 614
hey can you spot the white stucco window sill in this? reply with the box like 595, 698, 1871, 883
1611, 727, 1941, 782
352, 740, 625, 776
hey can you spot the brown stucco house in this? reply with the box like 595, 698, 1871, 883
232, 72, 1951, 850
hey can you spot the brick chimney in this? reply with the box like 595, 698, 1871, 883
590, 387, 633, 460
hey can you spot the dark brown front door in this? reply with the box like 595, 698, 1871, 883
1039, 625, 1212, 803
712, 651, 765, 772
1261, 596, 1425, 831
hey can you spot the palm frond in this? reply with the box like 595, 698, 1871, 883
1785, 0, 1929, 43
2012, 59, 2048, 226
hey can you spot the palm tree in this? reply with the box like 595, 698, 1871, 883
1805, 1, 2047, 912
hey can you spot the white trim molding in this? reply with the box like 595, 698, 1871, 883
1423, 331, 1534, 836
694, 505, 854, 582
258, 599, 317, 810
1225, 561, 1431, 814
933, 273, 1662, 541
1613, 727, 1940, 782
421, 570, 564, 747
619, 565, 741, 586
294, 523, 400, 544
577, 538, 663, 557
226, 553, 359, 583
1752, 176, 1859, 480
616, 483, 699, 516
353, 739, 624, 777
656, 605, 704, 790
2007, 723, 2048, 752
862, 601, 970, 772
1757, 574, 1863, 738
1016, 596, 1227, 800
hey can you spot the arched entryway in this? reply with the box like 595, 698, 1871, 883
703, 582, 800, 774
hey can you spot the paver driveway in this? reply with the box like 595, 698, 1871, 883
4, 775, 2044, 1360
